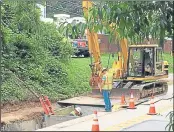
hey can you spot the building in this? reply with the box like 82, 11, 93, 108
36, 3, 53, 23
97, 36, 173, 54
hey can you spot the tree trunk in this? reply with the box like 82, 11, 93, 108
159, 37, 164, 50
159, 27, 165, 50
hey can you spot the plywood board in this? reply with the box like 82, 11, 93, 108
58, 96, 124, 106
57, 96, 149, 107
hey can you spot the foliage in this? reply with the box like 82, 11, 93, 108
163, 53, 173, 73
1, 0, 75, 103
60, 1, 173, 47
165, 111, 174, 131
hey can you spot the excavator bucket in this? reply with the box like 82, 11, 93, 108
89, 80, 168, 101
90, 87, 141, 101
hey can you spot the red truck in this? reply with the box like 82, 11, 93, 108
71, 39, 90, 57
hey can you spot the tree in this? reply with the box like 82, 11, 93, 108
2, 0, 41, 38
60, 1, 173, 48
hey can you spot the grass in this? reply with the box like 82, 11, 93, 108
163, 53, 173, 73
68, 53, 116, 76
64, 54, 116, 95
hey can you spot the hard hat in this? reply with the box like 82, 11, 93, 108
75, 107, 81, 114
102, 68, 107, 72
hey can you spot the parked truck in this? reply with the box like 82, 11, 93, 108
71, 39, 90, 57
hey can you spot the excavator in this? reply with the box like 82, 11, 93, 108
82, 0, 169, 100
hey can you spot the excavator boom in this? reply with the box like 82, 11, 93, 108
82, 1, 101, 65
82, 1, 102, 87
82, 0, 129, 86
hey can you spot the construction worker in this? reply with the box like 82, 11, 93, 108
145, 63, 152, 75
70, 107, 82, 116
99, 68, 114, 112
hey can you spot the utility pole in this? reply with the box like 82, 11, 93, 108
44, 0, 46, 18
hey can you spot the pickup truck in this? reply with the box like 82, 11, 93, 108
71, 39, 90, 57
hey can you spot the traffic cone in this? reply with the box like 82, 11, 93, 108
127, 92, 136, 109
92, 111, 100, 131
147, 95, 157, 115
120, 94, 126, 105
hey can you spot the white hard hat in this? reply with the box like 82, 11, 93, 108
102, 68, 107, 72
75, 107, 81, 114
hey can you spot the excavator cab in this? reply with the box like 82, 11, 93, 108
127, 45, 169, 80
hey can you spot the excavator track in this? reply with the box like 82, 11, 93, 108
90, 81, 168, 100
131, 81, 168, 99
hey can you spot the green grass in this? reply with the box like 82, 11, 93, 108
163, 53, 173, 73
68, 53, 116, 76
65, 54, 116, 95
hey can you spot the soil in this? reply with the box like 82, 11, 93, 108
1, 101, 58, 124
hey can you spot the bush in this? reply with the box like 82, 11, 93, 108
1, 25, 73, 103
1, 1, 74, 103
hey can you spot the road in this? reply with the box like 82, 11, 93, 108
122, 111, 171, 131
37, 81, 173, 131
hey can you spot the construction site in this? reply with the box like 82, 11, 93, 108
1, 0, 174, 131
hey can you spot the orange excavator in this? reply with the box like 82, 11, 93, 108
82, 0, 169, 100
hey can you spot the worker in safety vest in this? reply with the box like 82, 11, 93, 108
99, 68, 114, 112
70, 107, 82, 116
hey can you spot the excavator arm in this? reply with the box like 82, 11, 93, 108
82, 0, 128, 88
82, 1, 102, 87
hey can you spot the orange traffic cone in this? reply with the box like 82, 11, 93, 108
147, 95, 157, 115
92, 111, 100, 131
120, 94, 126, 105
127, 92, 136, 109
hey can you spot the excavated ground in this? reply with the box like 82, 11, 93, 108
1, 101, 58, 124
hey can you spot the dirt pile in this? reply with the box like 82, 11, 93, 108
1, 101, 58, 124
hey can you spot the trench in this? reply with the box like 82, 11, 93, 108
1, 105, 104, 131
